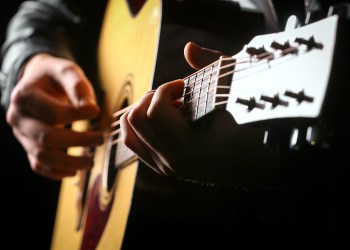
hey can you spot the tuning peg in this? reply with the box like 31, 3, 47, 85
306, 125, 332, 149
327, 3, 350, 19
289, 127, 306, 151
260, 94, 289, 109
304, 0, 324, 24
236, 97, 265, 112
263, 128, 278, 150
289, 124, 333, 151
284, 90, 314, 104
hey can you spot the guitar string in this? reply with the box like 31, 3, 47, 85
110, 44, 304, 145
181, 45, 302, 110
108, 55, 263, 145
111, 44, 299, 119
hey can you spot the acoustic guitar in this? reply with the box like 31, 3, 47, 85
51, 0, 349, 249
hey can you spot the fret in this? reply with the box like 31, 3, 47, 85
182, 56, 234, 122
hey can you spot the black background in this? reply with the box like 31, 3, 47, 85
0, 1, 60, 249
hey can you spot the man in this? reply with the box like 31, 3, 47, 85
0, 0, 305, 181
1, 0, 349, 248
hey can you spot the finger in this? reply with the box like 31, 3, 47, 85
45, 57, 98, 109
128, 80, 190, 174
12, 127, 95, 172
26, 149, 94, 180
147, 80, 190, 147
126, 90, 167, 154
10, 84, 99, 125
184, 42, 223, 70
8, 112, 103, 149
27, 154, 77, 180
124, 91, 176, 175
18, 55, 100, 124
120, 111, 173, 175
120, 110, 163, 175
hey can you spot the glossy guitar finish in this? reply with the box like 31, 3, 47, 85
51, 0, 161, 249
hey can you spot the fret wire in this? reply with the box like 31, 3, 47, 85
181, 45, 301, 102
214, 100, 229, 107
181, 53, 272, 101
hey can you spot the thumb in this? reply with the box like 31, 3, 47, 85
184, 42, 223, 70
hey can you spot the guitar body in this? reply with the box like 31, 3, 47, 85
51, 0, 263, 249
51, 0, 161, 249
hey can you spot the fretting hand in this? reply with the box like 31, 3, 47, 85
120, 42, 282, 187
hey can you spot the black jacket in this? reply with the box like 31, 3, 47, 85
0, 0, 108, 109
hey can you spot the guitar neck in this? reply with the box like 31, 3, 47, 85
180, 56, 234, 122
114, 14, 338, 168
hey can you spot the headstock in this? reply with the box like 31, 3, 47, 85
227, 15, 338, 125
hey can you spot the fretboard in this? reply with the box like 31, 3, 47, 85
180, 56, 235, 122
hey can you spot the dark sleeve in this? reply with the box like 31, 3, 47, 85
0, 0, 100, 110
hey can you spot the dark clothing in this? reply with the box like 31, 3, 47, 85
0, 0, 108, 109
1, 0, 350, 249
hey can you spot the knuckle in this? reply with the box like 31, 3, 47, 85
35, 129, 51, 146
122, 133, 132, 149
120, 116, 134, 149
59, 62, 85, 83
6, 108, 16, 126
147, 92, 166, 121
127, 107, 142, 127
58, 60, 80, 74
146, 103, 160, 122
29, 152, 43, 172
157, 84, 168, 95
31, 147, 45, 161
10, 86, 26, 106
30, 160, 41, 172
